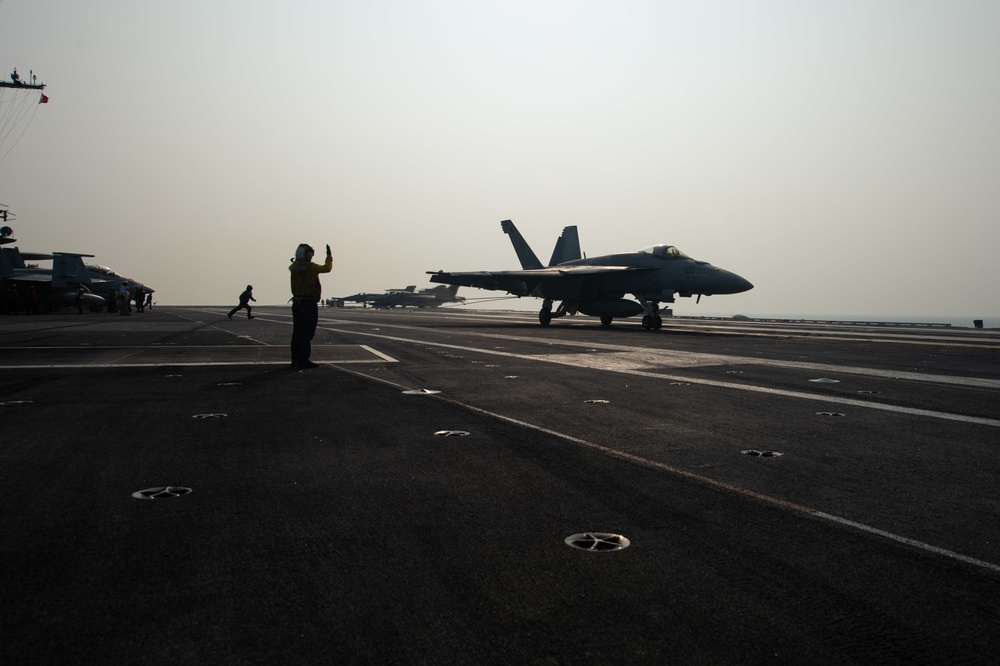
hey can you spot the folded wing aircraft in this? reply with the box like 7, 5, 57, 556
1, 224, 107, 310
428, 219, 752, 329
342, 284, 464, 309
0, 223, 153, 311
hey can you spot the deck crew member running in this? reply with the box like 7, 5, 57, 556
228, 285, 256, 320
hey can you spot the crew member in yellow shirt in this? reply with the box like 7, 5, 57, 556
288, 243, 332, 368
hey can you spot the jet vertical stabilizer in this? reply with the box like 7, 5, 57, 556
548, 226, 581, 266
434, 284, 462, 300
501, 219, 543, 270
51, 253, 94, 288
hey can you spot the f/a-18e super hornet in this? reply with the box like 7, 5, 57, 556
428, 219, 753, 329
342, 284, 464, 309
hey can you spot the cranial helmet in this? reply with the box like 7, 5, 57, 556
295, 244, 314, 260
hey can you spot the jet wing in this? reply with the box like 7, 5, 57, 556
551, 265, 655, 276
2, 271, 55, 283
427, 265, 655, 296
427, 271, 519, 291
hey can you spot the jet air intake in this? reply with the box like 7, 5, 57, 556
577, 299, 644, 318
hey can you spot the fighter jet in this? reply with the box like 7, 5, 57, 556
1, 226, 106, 311
84, 263, 155, 299
428, 219, 753, 329
1, 222, 155, 311
342, 284, 464, 309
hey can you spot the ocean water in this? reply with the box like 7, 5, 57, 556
696, 312, 999, 329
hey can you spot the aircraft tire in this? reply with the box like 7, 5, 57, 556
642, 315, 653, 330
600, 315, 613, 326
653, 315, 663, 330
539, 311, 552, 326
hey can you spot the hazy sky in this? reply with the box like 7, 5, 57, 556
2, 1, 998, 318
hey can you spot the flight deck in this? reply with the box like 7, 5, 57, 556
2, 306, 999, 664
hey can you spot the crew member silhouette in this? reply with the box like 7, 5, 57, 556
228, 285, 256, 320
288, 244, 332, 368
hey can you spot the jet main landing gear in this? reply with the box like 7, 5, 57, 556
538, 299, 577, 327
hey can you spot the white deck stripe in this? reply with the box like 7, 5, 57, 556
310, 317, 1000, 389
314, 326, 1000, 428
332, 363, 1000, 576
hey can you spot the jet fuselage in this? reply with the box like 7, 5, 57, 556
540, 251, 753, 304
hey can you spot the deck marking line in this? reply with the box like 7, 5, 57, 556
310, 326, 1000, 427
183, 306, 1000, 349
359, 344, 399, 363
332, 363, 1000, 576
303, 317, 1000, 389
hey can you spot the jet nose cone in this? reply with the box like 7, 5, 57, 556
732, 273, 754, 293
714, 269, 754, 294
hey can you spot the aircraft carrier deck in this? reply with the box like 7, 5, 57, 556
2, 306, 999, 664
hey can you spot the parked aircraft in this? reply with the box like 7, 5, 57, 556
1, 226, 105, 311
428, 219, 753, 329
1, 222, 154, 311
342, 284, 463, 309
84, 263, 155, 299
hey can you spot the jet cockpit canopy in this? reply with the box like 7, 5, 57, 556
640, 244, 689, 259
86, 264, 124, 278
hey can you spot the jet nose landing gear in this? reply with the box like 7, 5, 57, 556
638, 298, 664, 330
641, 314, 663, 330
